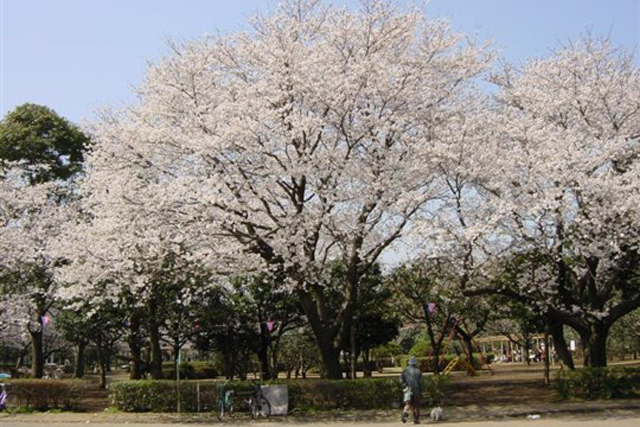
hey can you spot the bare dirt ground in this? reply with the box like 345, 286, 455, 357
2, 360, 639, 425
1, 412, 640, 427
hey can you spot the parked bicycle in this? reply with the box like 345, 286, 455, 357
216, 381, 234, 420
0, 383, 9, 412
215, 380, 271, 420
248, 380, 271, 419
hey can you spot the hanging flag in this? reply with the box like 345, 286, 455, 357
267, 321, 275, 332
427, 302, 436, 315
41, 315, 51, 326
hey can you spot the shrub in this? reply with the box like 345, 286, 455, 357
285, 378, 402, 410
397, 354, 485, 372
408, 339, 431, 357
1, 380, 85, 410
339, 361, 378, 374
162, 362, 218, 380
555, 367, 640, 400
110, 376, 450, 412
109, 380, 218, 412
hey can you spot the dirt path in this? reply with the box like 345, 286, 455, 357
1, 412, 639, 427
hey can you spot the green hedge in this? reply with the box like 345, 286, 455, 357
555, 367, 640, 400
0, 380, 86, 411
109, 380, 217, 412
162, 362, 219, 380
109, 376, 449, 412
397, 354, 486, 372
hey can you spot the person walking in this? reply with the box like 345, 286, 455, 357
400, 356, 423, 424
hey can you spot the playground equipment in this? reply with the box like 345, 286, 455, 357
439, 319, 493, 377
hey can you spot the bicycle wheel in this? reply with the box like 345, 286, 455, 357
217, 400, 233, 420
258, 396, 271, 417
248, 397, 258, 419
217, 400, 225, 420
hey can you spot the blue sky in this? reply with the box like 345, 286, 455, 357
1, 0, 639, 124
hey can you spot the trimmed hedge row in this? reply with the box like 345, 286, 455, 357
109, 376, 449, 412
555, 367, 640, 400
0, 380, 86, 410
109, 380, 217, 412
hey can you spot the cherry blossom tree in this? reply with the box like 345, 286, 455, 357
56, 212, 213, 380
1, 104, 90, 378
0, 165, 83, 377
431, 37, 640, 367
84, 0, 491, 378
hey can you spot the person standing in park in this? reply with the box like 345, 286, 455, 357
400, 356, 423, 424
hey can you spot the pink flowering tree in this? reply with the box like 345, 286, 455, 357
430, 37, 640, 367
82, 0, 491, 378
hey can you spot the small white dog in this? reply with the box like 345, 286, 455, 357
430, 406, 443, 422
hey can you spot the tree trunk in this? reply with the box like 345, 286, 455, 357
424, 308, 447, 374
318, 340, 342, 379
362, 349, 372, 378
543, 332, 550, 385
96, 336, 107, 389
148, 321, 164, 379
462, 336, 475, 368
297, 289, 343, 379
548, 318, 575, 370
235, 346, 243, 380
30, 329, 44, 379
127, 314, 144, 379
270, 341, 280, 380
16, 350, 25, 371
258, 322, 272, 380
350, 318, 357, 380
583, 323, 610, 367
129, 340, 143, 380
173, 337, 181, 381
224, 351, 233, 380
74, 342, 86, 379
342, 351, 351, 379
524, 340, 532, 366
105, 349, 112, 372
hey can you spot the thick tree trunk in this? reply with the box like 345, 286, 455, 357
96, 338, 107, 389
548, 319, 575, 370
128, 314, 143, 379
317, 338, 342, 379
74, 342, 86, 379
462, 336, 475, 368
582, 323, 610, 367
297, 289, 343, 379
148, 321, 164, 379
258, 323, 272, 380
30, 330, 44, 379
270, 340, 281, 379
129, 341, 143, 380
